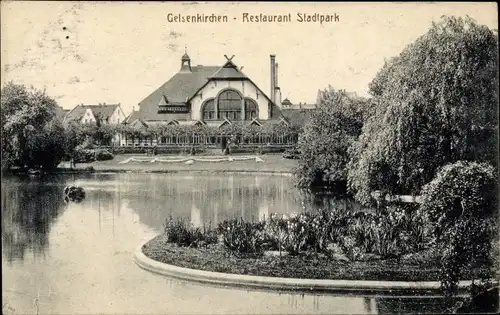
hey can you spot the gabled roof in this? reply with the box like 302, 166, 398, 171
138, 65, 219, 116
281, 98, 292, 106
124, 110, 142, 124
209, 60, 248, 80
158, 95, 169, 106
91, 104, 120, 121
249, 118, 262, 126
130, 118, 148, 130
65, 104, 120, 123
64, 105, 93, 122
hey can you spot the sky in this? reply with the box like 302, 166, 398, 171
1, 1, 497, 115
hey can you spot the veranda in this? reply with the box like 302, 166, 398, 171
115, 123, 300, 149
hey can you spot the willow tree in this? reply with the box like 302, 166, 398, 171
347, 16, 499, 204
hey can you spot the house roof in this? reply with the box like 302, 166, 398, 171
91, 104, 120, 121
65, 104, 120, 123
209, 60, 248, 80
138, 65, 220, 117
124, 110, 142, 124
281, 108, 315, 127
64, 105, 92, 122
281, 98, 292, 106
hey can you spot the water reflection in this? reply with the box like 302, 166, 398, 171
1, 176, 67, 263
2, 173, 492, 314
117, 173, 310, 230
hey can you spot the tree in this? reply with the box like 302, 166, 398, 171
295, 87, 369, 191
347, 16, 499, 205
420, 161, 497, 295
1, 82, 65, 170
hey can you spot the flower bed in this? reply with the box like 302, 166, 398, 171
142, 234, 445, 281
142, 207, 494, 283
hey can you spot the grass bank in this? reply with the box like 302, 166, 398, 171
62, 154, 297, 174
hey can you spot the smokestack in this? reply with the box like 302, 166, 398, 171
270, 54, 276, 103
275, 88, 282, 107
275, 63, 279, 88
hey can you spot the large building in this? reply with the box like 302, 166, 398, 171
124, 53, 300, 127
119, 52, 316, 148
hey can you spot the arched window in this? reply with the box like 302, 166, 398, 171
218, 90, 242, 120
245, 99, 258, 120
202, 99, 215, 120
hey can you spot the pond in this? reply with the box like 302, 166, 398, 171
1, 173, 480, 314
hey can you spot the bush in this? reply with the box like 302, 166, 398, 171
73, 147, 114, 163
217, 218, 266, 256
94, 148, 114, 161
164, 216, 217, 248
421, 161, 497, 236
420, 161, 498, 295
63, 185, 86, 203
73, 147, 95, 163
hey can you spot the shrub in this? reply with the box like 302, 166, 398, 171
421, 161, 498, 295
63, 185, 86, 203
73, 147, 95, 163
94, 148, 114, 161
283, 148, 300, 160
164, 216, 217, 248
217, 218, 265, 256
73, 147, 114, 163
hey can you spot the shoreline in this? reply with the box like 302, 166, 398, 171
5, 154, 297, 176
7, 168, 294, 176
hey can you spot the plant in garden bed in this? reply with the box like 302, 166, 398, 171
162, 204, 436, 265
164, 215, 217, 248
217, 218, 267, 257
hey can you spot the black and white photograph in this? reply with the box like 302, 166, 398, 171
1, 1, 498, 314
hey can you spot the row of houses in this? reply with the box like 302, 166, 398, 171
58, 52, 320, 147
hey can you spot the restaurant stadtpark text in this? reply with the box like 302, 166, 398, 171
166, 13, 340, 24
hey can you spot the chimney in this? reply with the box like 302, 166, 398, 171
275, 63, 279, 88
274, 87, 282, 107
270, 54, 276, 103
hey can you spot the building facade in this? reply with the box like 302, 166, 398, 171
120, 52, 303, 148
